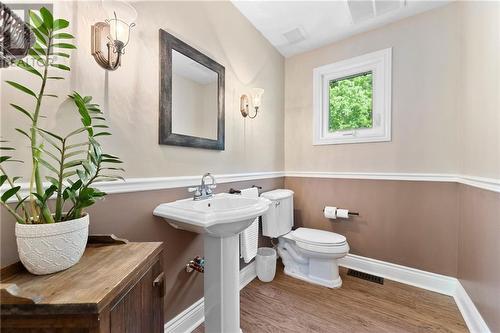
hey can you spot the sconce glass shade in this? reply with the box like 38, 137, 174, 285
102, 0, 136, 50
91, 0, 136, 70
251, 88, 264, 109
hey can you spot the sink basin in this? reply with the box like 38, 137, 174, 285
153, 193, 270, 236
154, 191, 271, 333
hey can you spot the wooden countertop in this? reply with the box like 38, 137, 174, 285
1, 242, 163, 315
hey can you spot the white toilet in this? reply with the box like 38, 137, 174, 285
260, 189, 349, 288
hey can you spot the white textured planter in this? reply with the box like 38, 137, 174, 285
15, 214, 89, 275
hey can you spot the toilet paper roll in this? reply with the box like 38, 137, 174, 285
324, 206, 337, 219
336, 209, 349, 219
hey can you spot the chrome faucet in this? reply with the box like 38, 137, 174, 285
188, 173, 217, 200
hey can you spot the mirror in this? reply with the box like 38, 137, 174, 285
159, 30, 225, 150
171, 50, 218, 140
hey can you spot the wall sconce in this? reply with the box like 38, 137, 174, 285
91, 1, 136, 71
240, 88, 265, 119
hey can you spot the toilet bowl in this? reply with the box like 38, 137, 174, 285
277, 227, 349, 288
260, 189, 349, 288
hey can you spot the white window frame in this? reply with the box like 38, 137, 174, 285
313, 48, 392, 145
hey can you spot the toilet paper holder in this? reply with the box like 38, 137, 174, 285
322, 207, 360, 216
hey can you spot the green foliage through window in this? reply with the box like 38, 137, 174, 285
328, 72, 373, 132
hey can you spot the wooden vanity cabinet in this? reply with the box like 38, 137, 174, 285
0, 242, 165, 333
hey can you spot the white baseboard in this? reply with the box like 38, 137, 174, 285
339, 254, 491, 333
164, 261, 257, 333
454, 282, 491, 333
164, 298, 205, 333
338, 254, 457, 295
239, 261, 258, 289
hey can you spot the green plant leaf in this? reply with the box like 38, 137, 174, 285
0, 147, 15, 151
43, 94, 58, 98
64, 150, 86, 159
44, 184, 58, 199
31, 28, 47, 46
95, 176, 124, 182
47, 76, 65, 80
15, 195, 29, 210
102, 153, 120, 159
39, 7, 54, 30
32, 43, 47, 56
16, 60, 43, 79
6, 81, 37, 98
94, 132, 112, 137
46, 176, 59, 186
0, 175, 7, 187
1, 186, 20, 203
102, 167, 125, 171
53, 19, 69, 30
53, 33, 74, 39
66, 127, 89, 138
40, 148, 60, 164
37, 158, 59, 174
66, 142, 89, 150
29, 10, 48, 36
51, 52, 70, 59
10, 104, 34, 121
38, 128, 63, 142
76, 169, 87, 182
50, 64, 70, 71
38, 133, 63, 152
0, 156, 11, 163
101, 158, 123, 163
52, 43, 76, 49
28, 49, 45, 64
62, 170, 77, 178
15, 128, 31, 140
63, 159, 84, 169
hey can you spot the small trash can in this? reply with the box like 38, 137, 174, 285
256, 247, 277, 282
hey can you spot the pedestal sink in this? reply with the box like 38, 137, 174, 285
154, 193, 270, 333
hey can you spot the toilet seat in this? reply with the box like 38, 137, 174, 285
291, 228, 347, 246
282, 228, 348, 254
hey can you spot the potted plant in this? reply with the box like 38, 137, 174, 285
0, 8, 123, 275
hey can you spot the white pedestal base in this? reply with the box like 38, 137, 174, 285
204, 234, 241, 333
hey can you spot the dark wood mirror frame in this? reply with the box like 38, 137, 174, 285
159, 29, 225, 150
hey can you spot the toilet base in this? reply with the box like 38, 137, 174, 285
283, 266, 343, 288
277, 239, 347, 289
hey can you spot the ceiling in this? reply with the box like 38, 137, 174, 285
232, 0, 451, 57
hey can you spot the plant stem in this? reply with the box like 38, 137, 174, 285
0, 201, 24, 223
54, 138, 66, 221
30, 30, 54, 223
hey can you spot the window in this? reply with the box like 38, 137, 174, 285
313, 48, 392, 145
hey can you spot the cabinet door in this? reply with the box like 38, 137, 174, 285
110, 260, 164, 333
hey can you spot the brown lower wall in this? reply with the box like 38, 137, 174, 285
0, 177, 284, 322
284, 177, 460, 276
458, 185, 500, 332
2, 176, 498, 329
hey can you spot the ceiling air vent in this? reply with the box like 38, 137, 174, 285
283, 27, 306, 45
347, 0, 406, 24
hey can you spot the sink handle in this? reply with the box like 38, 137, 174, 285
188, 187, 201, 195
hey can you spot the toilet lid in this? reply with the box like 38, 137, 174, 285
291, 228, 346, 246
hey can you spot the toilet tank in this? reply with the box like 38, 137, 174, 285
260, 189, 294, 237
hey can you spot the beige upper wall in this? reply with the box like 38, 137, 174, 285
0, 1, 284, 179
459, 1, 500, 179
284, 4, 461, 174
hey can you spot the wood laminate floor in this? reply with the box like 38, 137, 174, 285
193, 265, 468, 333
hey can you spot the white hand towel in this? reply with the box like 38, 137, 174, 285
240, 187, 260, 263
